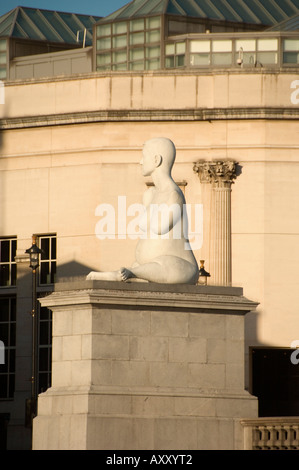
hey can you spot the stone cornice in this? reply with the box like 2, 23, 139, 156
39, 279, 258, 315
4, 67, 299, 87
1, 107, 299, 130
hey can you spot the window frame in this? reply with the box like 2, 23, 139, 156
0, 297, 16, 400
283, 38, 299, 66
0, 237, 17, 288
37, 234, 57, 286
95, 16, 162, 72
165, 41, 186, 68
0, 39, 7, 80
37, 306, 52, 394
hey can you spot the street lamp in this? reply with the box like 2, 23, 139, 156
25, 235, 42, 425
198, 260, 211, 285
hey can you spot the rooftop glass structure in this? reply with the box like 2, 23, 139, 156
104, 0, 299, 26
0, 2, 299, 79
165, 30, 299, 69
0, 7, 101, 45
94, 0, 299, 72
268, 12, 299, 31
0, 6, 101, 79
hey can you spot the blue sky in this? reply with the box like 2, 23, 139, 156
0, 0, 129, 17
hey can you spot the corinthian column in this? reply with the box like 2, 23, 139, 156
193, 160, 238, 286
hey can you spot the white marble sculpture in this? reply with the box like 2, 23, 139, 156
87, 137, 199, 284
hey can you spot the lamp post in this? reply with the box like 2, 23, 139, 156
25, 235, 42, 424
198, 260, 211, 285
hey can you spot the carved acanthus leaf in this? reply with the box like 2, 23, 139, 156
193, 160, 238, 187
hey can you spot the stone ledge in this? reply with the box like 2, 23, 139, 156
39, 278, 258, 315
2, 107, 299, 130
41, 384, 256, 400
37, 385, 258, 422
54, 277, 243, 295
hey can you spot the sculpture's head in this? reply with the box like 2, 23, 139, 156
141, 137, 176, 177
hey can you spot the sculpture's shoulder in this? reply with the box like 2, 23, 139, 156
143, 183, 185, 207
169, 185, 185, 206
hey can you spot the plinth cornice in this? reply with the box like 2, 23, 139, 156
39, 279, 258, 315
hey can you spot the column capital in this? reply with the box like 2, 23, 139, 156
193, 160, 238, 188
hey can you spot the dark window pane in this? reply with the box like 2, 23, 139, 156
0, 265, 9, 287
41, 238, 49, 260
9, 350, 15, 373
0, 324, 8, 344
10, 299, 16, 322
0, 356, 7, 373
0, 414, 9, 450
38, 236, 56, 285
252, 348, 299, 416
39, 307, 49, 321
0, 241, 9, 263
8, 375, 14, 398
39, 372, 51, 393
40, 262, 49, 284
39, 322, 49, 345
39, 348, 49, 371
165, 56, 174, 68
11, 264, 16, 286
11, 240, 16, 261
0, 300, 9, 322
0, 295, 16, 399
283, 52, 299, 64
10, 324, 16, 346
176, 55, 185, 66
51, 237, 56, 259
0, 376, 7, 397
51, 262, 56, 284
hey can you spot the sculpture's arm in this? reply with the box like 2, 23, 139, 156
148, 191, 183, 236
142, 187, 155, 207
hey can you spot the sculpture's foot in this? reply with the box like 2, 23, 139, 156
86, 271, 121, 281
86, 269, 136, 282
119, 267, 135, 282
86, 271, 99, 280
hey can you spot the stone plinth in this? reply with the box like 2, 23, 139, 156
32, 280, 258, 450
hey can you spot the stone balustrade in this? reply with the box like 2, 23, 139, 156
242, 418, 299, 450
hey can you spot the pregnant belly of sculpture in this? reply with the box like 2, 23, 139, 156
135, 238, 167, 264
135, 237, 193, 265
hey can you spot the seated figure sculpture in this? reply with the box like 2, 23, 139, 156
87, 137, 199, 284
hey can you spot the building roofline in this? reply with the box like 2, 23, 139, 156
0, 6, 101, 44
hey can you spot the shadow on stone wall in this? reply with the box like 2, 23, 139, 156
55, 260, 92, 281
